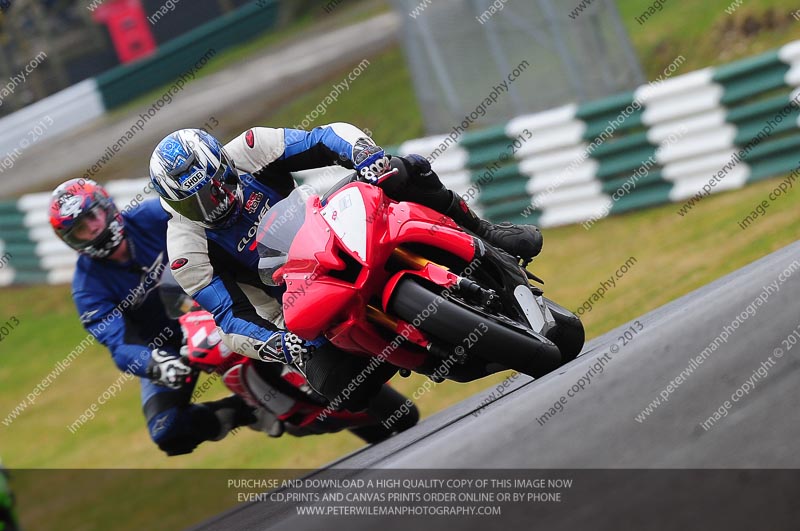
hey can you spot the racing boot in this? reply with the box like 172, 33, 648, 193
205, 394, 258, 441
248, 407, 285, 438
444, 192, 543, 260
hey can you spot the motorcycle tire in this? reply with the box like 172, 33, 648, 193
389, 278, 563, 378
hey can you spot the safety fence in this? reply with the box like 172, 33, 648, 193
1, 40, 799, 286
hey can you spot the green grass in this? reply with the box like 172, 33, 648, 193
2, 173, 797, 469
3, 171, 800, 528
255, 46, 425, 145
617, 0, 800, 78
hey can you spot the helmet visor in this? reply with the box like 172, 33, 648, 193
61, 205, 108, 249
166, 162, 241, 227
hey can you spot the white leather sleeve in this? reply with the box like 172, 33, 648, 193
162, 199, 214, 296
224, 127, 286, 174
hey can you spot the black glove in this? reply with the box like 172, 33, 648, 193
403, 153, 434, 177
146, 349, 194, 389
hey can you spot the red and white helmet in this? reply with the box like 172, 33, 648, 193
49, 179, 125, 258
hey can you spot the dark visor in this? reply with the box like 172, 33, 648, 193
62, 205, 107, 249
165, 162, 240, 225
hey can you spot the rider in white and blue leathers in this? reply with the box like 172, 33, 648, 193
149, 123, 542, 412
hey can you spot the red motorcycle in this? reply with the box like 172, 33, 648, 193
255, 175, 584, 383
159, 276, 416, 443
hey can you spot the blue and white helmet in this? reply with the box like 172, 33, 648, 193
149, 129, 243, 229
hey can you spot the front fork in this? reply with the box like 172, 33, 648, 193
474, 240, 557, 335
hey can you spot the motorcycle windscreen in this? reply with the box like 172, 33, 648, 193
255, 185, 315, 286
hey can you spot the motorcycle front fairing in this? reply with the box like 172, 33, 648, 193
285, 183, 479, 367
279, 191, 373, 340
257, 180, 551, 372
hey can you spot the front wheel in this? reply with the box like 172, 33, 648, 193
388, 279, 563, 378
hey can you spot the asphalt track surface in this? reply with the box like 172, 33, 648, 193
191, 240, 800, 531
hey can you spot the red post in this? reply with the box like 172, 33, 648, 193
92, 0, 157, 64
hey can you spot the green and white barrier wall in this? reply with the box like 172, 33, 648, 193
2, 40, 800, 286
404, 40, 800, 228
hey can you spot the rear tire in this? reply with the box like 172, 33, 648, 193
388, 278, 562, 378
349, 384, 419, 444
